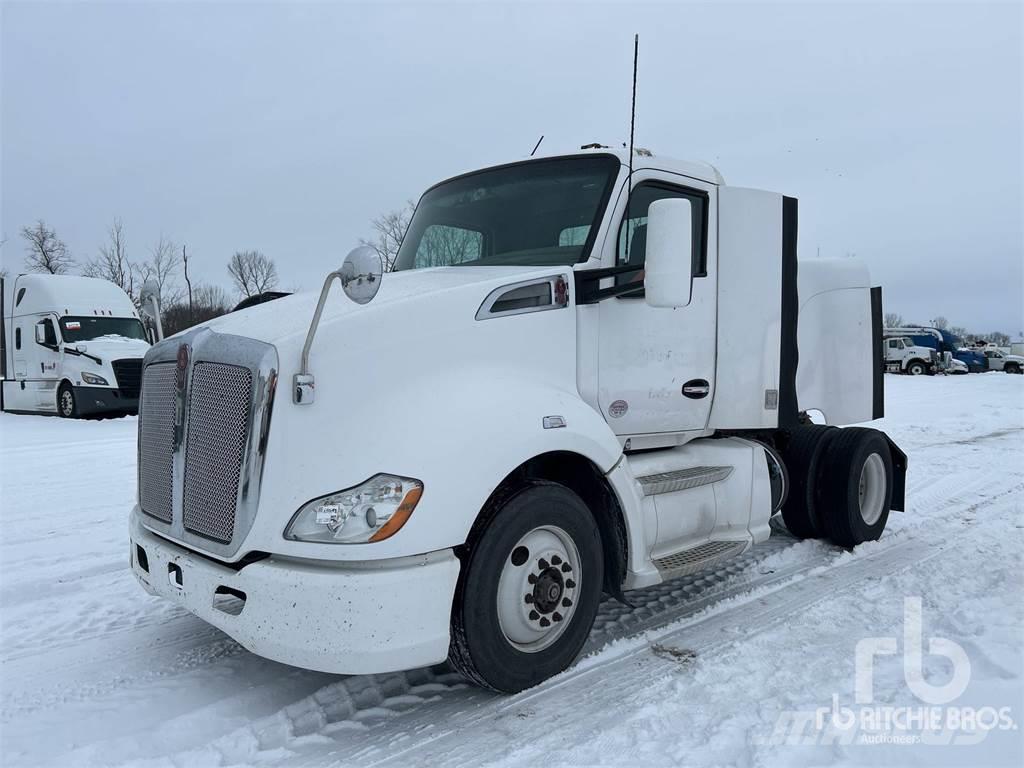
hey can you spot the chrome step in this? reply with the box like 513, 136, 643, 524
637, 465, 733, 496
653, 540, 748, 579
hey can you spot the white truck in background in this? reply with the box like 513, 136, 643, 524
1, 274, 150, 417
130, 148, 906, 693
883, 335, 936, 375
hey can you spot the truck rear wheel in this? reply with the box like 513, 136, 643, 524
777, 425, 836, 539
448, 481, 603, 693
819, 428, 893, 548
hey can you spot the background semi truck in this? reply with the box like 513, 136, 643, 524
129, 149, 906, 693
1, 274, 150, 417
888, 326, 987, 373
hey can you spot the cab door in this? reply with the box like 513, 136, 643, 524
596, 171, 718, 436
32, 316, 63, 407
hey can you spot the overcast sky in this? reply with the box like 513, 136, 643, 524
2, 1, 1021, 334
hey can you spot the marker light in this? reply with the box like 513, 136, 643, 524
285, 474, 423, 544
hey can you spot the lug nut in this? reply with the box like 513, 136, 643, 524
562, 597, 572, 607
552, 612, 563, 622
529, 610, 540, 621
525, 594, 534, 604
527, 573, 537, 584
538, 558, 549, 570
561, 562, 572, 573
539, 617, 551, 628
551, 555, 562, 566
565, 579, 576, 589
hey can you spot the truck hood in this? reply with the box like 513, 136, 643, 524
73, 336, 150, 360
199, 265, 564, 348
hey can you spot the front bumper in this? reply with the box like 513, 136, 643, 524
129, 508, 460, 674
75, 385, 138, 415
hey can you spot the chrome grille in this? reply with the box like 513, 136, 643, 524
182, 363, 253, 543
139, 363, 176, 523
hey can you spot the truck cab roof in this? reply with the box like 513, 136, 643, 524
440, 147, 726, 189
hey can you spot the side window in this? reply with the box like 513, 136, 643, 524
15, 328, 21, 350
888, 339, 899, 349
615, 182, 708, 292
414, 224, 484, 268
15, 288, 26, 307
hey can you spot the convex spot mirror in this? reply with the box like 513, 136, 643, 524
643, 197, 693, 309
341, 245, 383, 305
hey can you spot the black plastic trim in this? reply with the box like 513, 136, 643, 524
778, 196, 800, 428
871, 286, 884, 419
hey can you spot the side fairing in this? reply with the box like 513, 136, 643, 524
796, 259, 876, 425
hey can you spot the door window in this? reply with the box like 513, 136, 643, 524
615, 182, 709, 294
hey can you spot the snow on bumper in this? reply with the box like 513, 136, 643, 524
129, 507, 459, 674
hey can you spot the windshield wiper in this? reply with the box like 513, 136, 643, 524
63, 346, 103, 365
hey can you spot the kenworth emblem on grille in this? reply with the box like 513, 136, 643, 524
175, 344, 190, 391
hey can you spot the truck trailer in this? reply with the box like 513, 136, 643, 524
1, 274, 150, 417
129, 149, 906, 692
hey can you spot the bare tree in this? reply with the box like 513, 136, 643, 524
883, 312, 903, 328
136, 234, 183, 306
84, 218, 134, 296
162, 282, 233, 337
227, 250, 278, 297
988, 331, 1011, 347
929, 316, 949, 330
360, 201, 415, 271
21, 220, 74, 274
181, 244, 194, 324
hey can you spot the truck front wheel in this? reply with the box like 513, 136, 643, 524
58, 382, 78, 418
448, 481, 604, 693
819, 428, 893, 548
906, 360, 927, 376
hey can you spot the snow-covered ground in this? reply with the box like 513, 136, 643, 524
1, 374, 1022, 768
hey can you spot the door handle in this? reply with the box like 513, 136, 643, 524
682, 379, 710, 399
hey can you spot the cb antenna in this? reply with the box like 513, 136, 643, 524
624, 33, 639, 260
530, 135, 545, 157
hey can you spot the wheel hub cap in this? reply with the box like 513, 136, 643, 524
496, 525, 581, 653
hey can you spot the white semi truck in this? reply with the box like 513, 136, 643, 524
130, 149, 906, 692
1, 274, 150, 417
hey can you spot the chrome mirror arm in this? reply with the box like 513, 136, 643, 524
293, 270, 343, 405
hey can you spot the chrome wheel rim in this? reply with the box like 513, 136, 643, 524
60, 391, 74, 416
858, 453, 886, 525
496, 525, 581, 653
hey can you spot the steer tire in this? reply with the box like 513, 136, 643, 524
57, 382, 78, 418
1006, 364, 1021, 375
818, 428, 893, 548
777, 425, 837, 539
906, 360, 927, 376
448, 481, 603, 693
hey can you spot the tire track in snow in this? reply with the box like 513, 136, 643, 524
138, 475, 1022, 768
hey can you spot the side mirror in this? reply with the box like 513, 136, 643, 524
340, 245, 383, 305
644, 198, 693, 308
34, 322, 46, 345
138, 280, 164, 341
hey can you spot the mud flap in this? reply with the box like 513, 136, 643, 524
885, 435, 907, 511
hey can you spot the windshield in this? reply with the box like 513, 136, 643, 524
60, 316, 147, 343
393, 155, 620, 271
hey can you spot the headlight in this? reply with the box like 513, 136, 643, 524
81, 372, 109, 385
284, 474, 423, 544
